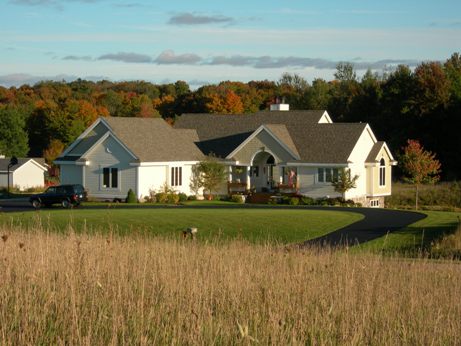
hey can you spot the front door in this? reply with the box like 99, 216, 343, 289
251, 152, 276, 192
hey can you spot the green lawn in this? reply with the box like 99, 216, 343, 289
1, 207, 363, 244
356, 210, 461, 254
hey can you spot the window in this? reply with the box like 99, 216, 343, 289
103, 167, 118, 188
379, 159, 386, 186
370, 199, 380, 207
171, 167, 182, 186
318, 168, 324, 182
250, 166, 259, 177
318, 168, 339, 183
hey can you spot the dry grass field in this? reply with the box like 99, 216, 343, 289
1, 223, 460, 345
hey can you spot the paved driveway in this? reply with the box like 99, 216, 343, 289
300, 206, 426, 247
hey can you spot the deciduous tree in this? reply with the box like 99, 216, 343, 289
195, 155, 227, 199
0, 106, 29, 157
399, 139, 441, 210
331, 168, 359, 197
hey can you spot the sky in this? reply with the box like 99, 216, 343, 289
0, 0, 460, 88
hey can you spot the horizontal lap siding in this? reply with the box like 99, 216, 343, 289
233, 131, 293, 164
60, 165, 83, 185
85, 136, 136, 199
298, 167, 315, 187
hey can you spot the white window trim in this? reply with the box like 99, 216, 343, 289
370, 199, 380, 208
379, 158, 386, 187
170, 166, 183, 187
317, 167, 339, 184
100, 166, 121, 191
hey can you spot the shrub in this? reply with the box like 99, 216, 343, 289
155, 192, 169, 204
143, 189, 157, 203
268, 196, 281, 205
282, 196, 291, 205
289, 197, 299, 206
167, 193, 180, 205
178, 193, 188, 203
126, 189, 137, 203
25, 186, 46, 193
187, 195, 197, 201
301, 196, 315, 205
231, 194, 245, 204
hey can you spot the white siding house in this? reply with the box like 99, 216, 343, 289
56, 117, 204, 201
57, 107, 396, 207
0, 158, 47, 190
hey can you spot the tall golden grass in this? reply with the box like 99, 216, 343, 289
1, 224, 460, 345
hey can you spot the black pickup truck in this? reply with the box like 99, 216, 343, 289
30, 184, 86, 209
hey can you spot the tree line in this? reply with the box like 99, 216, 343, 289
0, 53, 460, 179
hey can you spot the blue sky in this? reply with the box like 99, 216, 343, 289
1, 0, 460, 87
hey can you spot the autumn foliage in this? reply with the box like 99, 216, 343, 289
399, 139, 441, 209
0, 53, 460, 179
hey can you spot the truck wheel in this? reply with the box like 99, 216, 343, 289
61, 199, 71, 208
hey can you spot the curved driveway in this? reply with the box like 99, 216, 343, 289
299, 206, 426, 247
0, 200, 425, 247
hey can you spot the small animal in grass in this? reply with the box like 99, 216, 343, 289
182, 227, 198, 239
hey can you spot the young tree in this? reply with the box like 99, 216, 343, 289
331, 168, 359, 198
195, 155, 227, 199
189, 164, 202, 197
399, 139, 441, 210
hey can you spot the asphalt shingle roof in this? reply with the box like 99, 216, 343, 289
174, 111, 367, 163
103, 117, 204, 162
366, 141, 385, 163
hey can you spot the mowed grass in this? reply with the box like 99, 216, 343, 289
357, 210, 461, 254
0, 207, 363, 244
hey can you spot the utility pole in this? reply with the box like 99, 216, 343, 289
7, 156, 18, 197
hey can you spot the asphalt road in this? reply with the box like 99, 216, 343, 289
300, 206, 426, 247
0, 200, 425, 247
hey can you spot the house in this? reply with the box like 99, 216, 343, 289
0, 157, 48, 190
174, 106, 396, 207
56, 105, 396, 207
55, 117, 204, 201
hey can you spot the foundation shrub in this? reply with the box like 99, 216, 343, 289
125, 189, 137, 203
178, 193, 188, 203
289, 197, 300, 205
231, 194, 246, 204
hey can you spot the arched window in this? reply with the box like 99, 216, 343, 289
379, 158, 386, 186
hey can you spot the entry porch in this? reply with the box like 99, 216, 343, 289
226, 151, 298, 195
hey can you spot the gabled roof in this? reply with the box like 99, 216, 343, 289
226, 124, 300, 160
175, 110, 328, 141
0, 158, 47, 173
102, 117, 204, 162
264, 124, 300, 158
366, 141, 396, 164
57, 117, 205, 163
175, 111, 368, 163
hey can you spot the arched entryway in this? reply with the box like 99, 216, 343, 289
251, 151, 276, 192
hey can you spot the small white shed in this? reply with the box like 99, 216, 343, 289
0, 157, 48, 190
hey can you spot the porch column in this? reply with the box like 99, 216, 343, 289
278, 166, 284, 184
246, 166, 251, 190
228, 165, 233, 182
